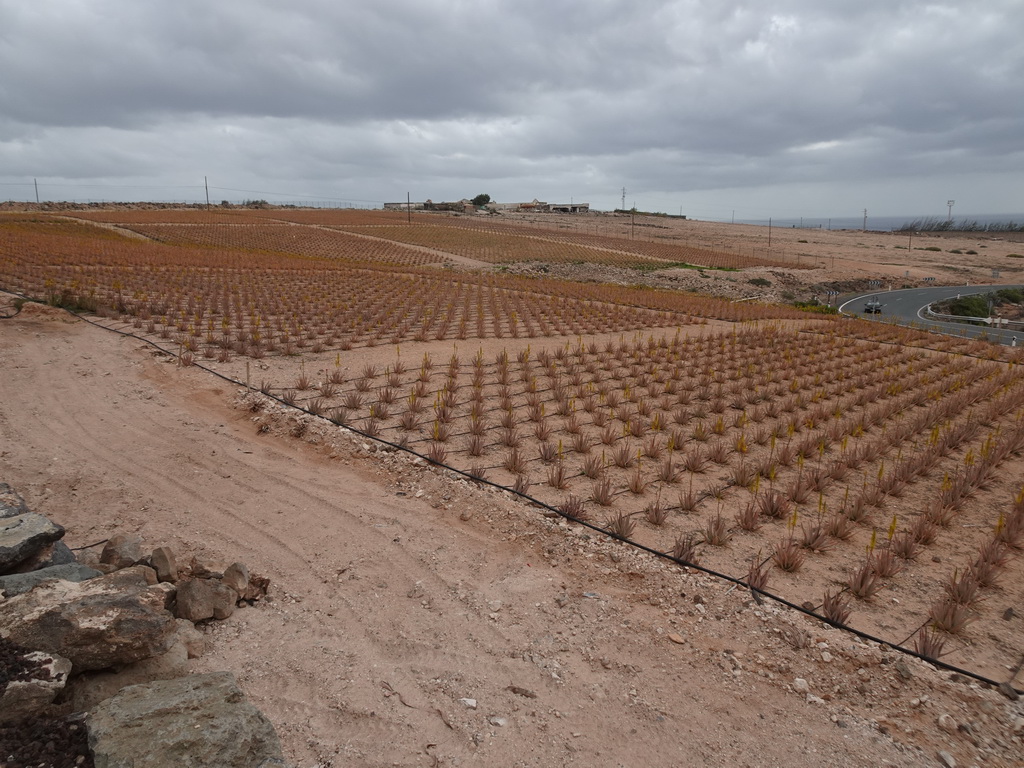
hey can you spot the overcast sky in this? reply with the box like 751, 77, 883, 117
1, 1, 1021, 220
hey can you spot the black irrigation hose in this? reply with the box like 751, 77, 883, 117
69, 539, 109, 552
48, 304, 1024, 696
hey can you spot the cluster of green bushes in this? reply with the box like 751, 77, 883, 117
943, 289, 1022, 318
792, 299, 838, 315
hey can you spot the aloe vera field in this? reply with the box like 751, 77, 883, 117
3, 206, 1023, 690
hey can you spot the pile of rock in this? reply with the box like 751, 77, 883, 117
0, 483, 286, 766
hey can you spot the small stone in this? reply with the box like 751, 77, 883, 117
894, 660, 912, 680
793, 678, 810, 694
221, 562, 250, 598
175, 619, 206, 659
148, 582, 177, 610
507, 686, 536, 699
488, 600, 503, 612
997, 681, 1020, 701
150, 546, 178, 583
191, 560, 226, 579
488, 716, 507, 727
1004, 607, 1017, 621
937, 713, 958, 733
1012, 716, 1024, 733
554, 594, 570, 608
937, 750, 956, 768
583, 592, 600, 599
820, 651, 833, 663
175, 578, 236, 622
0, 483, 30, 518
806, 694, 826, 705
459, 698, 477, 709
100, 534, 144, 569
667, 633, 686, 645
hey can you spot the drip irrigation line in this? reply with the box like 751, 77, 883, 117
43, 305, 1024, 696
69, 539, 109, 551
896, 617, 934, 648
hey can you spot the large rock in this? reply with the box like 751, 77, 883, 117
10, 540, 78, 572
0, 562, 102, 597
103, 564, 158, 587
68, 641, 191, 712
175, 578, 236, 622
0, 512, 65, 572
0, 650, 72, 721
0, 572, 177, 671
0, 483, 30, 518
87, 672, 286, 768
100, 534, 144, 569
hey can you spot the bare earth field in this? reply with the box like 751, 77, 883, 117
2, 305, 1024, 767
495, 212, 1024, 302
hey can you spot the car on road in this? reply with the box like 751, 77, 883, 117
864, 297, 883, 314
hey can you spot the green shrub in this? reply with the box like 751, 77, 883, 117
748, 277, 771, 287
793, 300, 838, 315
947, 295, 988, 317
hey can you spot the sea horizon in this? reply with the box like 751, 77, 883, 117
723, 212, 1024, 232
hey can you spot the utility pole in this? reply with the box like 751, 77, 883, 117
204, 176, 210, 209
407, 191, 411, 224
862, 209, 868, 232
731, 210, 735, 224
34, 178, 39, 204
768, 217, 772, 249
621, 187, 626, 211
947, 199, 955, 222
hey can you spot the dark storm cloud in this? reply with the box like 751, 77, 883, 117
0, 0, 1021, 214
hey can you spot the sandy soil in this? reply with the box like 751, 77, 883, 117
3, 305, 1023, 767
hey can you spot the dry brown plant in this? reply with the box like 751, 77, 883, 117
772, 538, 805, 572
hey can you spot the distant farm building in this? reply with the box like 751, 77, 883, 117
384, 198, 589, 214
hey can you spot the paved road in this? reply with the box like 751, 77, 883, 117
837, 284, 1024, 347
